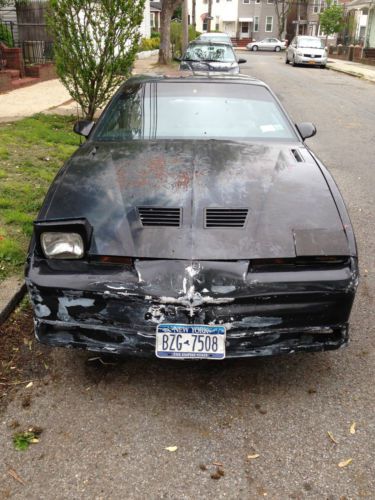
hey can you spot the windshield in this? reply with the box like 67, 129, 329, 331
297, 37, 325, 49
184, 44, 235, 62
92, 82, 296, 141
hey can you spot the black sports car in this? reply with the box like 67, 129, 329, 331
26, 74, 358, 360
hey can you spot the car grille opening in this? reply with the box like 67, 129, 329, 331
205, 208, 248, 228
138, 207, 182, 227
250, 256, 350, 272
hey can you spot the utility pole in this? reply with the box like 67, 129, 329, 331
182, 0, 189, 55
192, 0, 196, 29
207, 0, 212, 32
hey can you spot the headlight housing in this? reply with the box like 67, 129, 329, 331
41, 232, 84, 259
34, 218, 92, 260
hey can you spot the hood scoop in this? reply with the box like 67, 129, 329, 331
205, 208, 248, 228
138, 207, 182, 227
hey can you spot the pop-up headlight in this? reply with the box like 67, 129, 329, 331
34, 218, 92, 260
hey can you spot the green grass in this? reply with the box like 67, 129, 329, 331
0, 114, 79, 280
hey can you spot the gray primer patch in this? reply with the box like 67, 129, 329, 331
211, 285, 236, 294
34, 304, 51, 318
58, 297, 95, 322
235, 316, 283, 328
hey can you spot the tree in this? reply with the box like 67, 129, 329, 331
274, 0, 292, 39
319, 0, 345, 44
47, 0, 145, 120
158, 0, 183, 64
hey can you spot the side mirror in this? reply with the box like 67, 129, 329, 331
238, 58, 247, 64
296, 122, 316, 140
73, 120, 95, 138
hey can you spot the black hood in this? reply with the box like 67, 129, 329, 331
41, 140, 348, 260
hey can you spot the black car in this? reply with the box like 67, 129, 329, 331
178, 40, 246, 73
26, 74, 358, 360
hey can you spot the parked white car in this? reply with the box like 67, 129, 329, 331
285, 36, 327, 68
246, 38, 286, 52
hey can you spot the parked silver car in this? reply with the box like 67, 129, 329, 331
286, 36, 327, 68
246, 38, 286, 52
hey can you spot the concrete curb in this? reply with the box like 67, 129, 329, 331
327, 64, 375, 84
0, 279, 27, 325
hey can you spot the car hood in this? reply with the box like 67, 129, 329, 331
41, 140, 348, 260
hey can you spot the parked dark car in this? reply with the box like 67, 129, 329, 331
26, 74, 358, 360
179, 40, 246, 73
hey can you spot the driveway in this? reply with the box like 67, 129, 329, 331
1, 53, 374, 499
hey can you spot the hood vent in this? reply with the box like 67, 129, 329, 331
205, 208, 248, 228
138, 207, 181, 227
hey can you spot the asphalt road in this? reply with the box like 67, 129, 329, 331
1, 54, 375, 499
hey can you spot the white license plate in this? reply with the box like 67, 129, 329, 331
156, 324, 226, 360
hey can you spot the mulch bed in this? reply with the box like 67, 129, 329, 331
0, 303, 50, 412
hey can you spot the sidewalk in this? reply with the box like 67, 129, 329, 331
326, 58, 375, 83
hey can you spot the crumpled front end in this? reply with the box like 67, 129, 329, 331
26, 256, 358, 358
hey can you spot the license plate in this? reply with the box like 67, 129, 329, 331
308, 61, 316, 64
156, 324, 226, 359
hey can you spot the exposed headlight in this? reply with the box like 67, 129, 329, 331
41, 232, 84, 259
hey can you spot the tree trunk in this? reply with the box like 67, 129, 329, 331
192, 0, 196, 29
158, 0, 184, 65
182, 0, 189, 55
158, 5, 173, 64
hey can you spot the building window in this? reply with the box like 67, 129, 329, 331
243, 0, 250, 3
215, 23, 220, 30
255, 0, 260, 4
254, 16, 259, 32
203, 19, 208, 31
267, 0, 273, 4
265, 16, 273, 32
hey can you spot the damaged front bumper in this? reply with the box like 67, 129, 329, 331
26, 257, 358, 359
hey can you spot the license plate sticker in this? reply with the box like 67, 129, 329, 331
156, 324, 226, 360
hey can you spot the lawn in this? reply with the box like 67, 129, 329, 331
0, 114, 80, 280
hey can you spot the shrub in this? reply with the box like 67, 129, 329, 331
170, 21, 199, 57
0, 23, 13, 47
47, 0, 145, 120
138, 37, 160, 52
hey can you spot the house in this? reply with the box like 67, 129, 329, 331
188, 0, 281, 45
150, 1, 162, 32
288, 0, 349, 42
140, 0, 152, 38
346, 0, 375, 49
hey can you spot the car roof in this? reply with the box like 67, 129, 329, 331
188, 40, 233, 47
200, 32, 230, 37
123, 73, 267, 89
